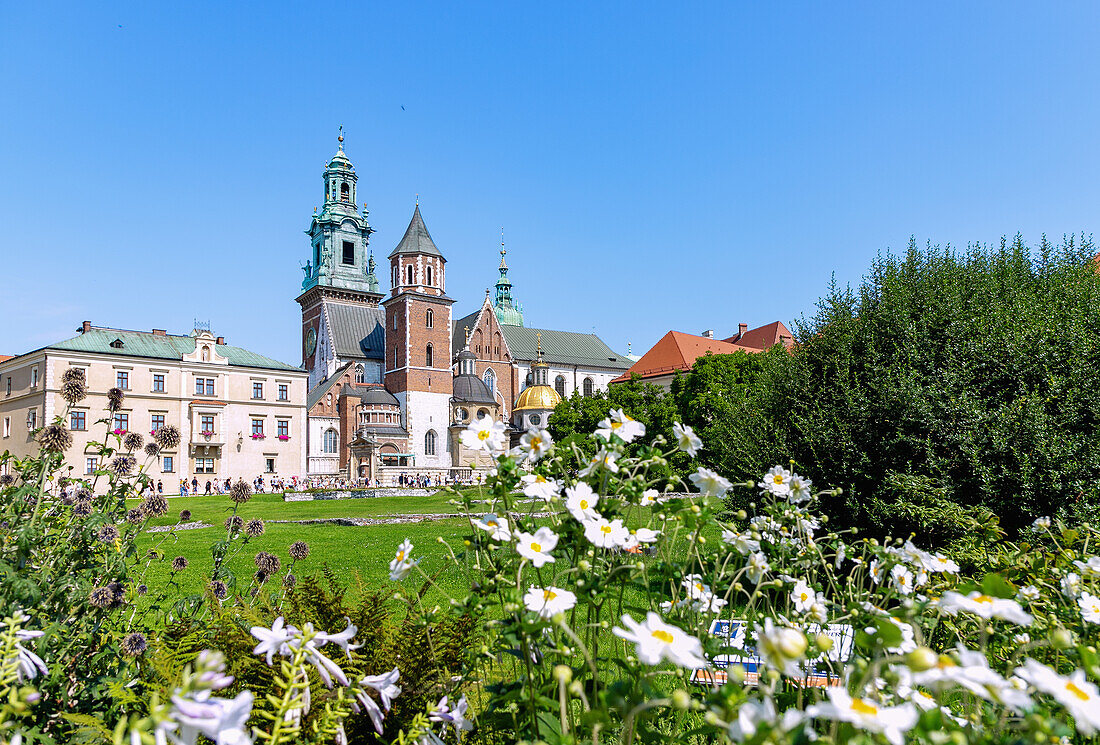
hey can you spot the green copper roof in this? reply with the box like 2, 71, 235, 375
47, 328, 303, 372
450, 314, 630, 370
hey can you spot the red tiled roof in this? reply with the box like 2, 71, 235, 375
611, 331, 758, 383
0, 356, 12, 363
722, 320, 793, 350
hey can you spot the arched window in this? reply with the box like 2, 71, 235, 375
392, 265, 398, 287
425, 429, 437, 456
406, 265, 414, 285
323, 429, 338, 454
483, 367, 495, 393
340, 182, 350, 201
477, 408, 489, 419
393, 348, 398, 369
326, 393, 332, 408
425, 343, 434, 367
426, 309, 434, 328
583, 377, 594, 397
354, 364, 364, 383
426, 265, 433, 286
555, 375, 566, 397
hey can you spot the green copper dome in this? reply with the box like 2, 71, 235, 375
493, 243, 524, 326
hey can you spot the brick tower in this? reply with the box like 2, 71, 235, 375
382, 203, 455, 469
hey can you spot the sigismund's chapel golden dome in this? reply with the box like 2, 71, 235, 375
514, 384, 561, 412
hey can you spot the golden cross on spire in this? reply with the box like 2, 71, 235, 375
415, 193, 419, 206
337, 124, 344, 147
536, 332, 542, 359
464, 325, 471, 344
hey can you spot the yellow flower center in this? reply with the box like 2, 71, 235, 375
543, 589, 557, 601
1067, 682, 1091, 701
773, 474, 784, 484
396, 551, 405, 561
851, 698, 878, 716
478, 429, 490, 441
611, 421, 622, 429
579, 499, 589, 509
651, 630, 675, 644
601, 525, 612, 534
800, 592, 809, 601
973, 594, 993, 604
531, 543, 542, 553
536, 475, 546, 483
530, 437, 542, 448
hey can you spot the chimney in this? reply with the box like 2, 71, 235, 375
215, 336, 225, 345
152, 329, 166, 336
738, 323, 748, 337
701, 330, 714, 339
80, 321, 92, 333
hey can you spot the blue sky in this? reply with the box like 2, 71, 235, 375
3, 2, 1099, 364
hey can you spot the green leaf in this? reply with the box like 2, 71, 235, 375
980, 573, 1016, 599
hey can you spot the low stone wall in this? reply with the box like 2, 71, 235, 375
283, 488, 436, 502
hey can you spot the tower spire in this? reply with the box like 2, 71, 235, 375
337, 124, 344, 150
493, 227, 524, 327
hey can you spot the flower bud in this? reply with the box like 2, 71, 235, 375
905, 647, 939, 672
777, 630, 808, 659
553, 665, 572, 684
1052, 628, 1075, 649
578, 560, 591, 572
671, 689, 692, 710
569, 681, 584, 696
815, 634, 834, 653
736, 510, 747, 520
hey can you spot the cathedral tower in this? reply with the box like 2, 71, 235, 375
382, 203, 455, 468
493, 230, 525, 327
296, 133, 384, 386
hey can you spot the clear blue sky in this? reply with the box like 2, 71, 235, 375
3, 2, 1099, 365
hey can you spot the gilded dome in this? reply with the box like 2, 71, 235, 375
514, 384, 561, 412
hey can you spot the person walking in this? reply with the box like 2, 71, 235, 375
157, 480, 163, 495
191, 477, 198, 494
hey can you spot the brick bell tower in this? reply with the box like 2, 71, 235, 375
382, 202, 455, 469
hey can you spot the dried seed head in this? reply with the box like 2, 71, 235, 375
171, 556, 188, 572
225, 515, 244, 533
141, 494, 169, 518
38, 424, 73, 453
288, 541, 310, 561
209, 580, 228, 599
154, 425, 181, 450
61, 367, 85, 384
109, 455, 135, 478
283, 573, 297, 589
229, 480, 252, 505
254, 551, 280, 575
97, 524, 120, 544
0, 474, 13, 487
60, 379, 87, 405
244, 519, 265, 538
121, 632, 147, 657
179, 509, 191, 521
123, 432, 144, 451
144, 442, 161, 458
89, 586, 114, 609
106, 387, 125, 413
126, 509, 144, 525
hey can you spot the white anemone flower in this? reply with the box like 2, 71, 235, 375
523, 586, 577, 619
885, 618, 917, 655
1017, 585, 1040, 602
579, 449, 619, 476
389, 539, 418, 581
1063, 572, 1082, 598
912, 645, 1032, 713
791, 580, 816, 613
869, 560, 884, 585
721, 529, 760, 555
515, 527, 558, 567
690, 467, 732, 497
746, 552, 770, 584
564, 482, 600, 522
890, 564, 914, 596
1031, 516, 1052, 531
936, 591, 1033, 626
1016, 659, 1100, 734
788, 473, 813, 504
521, 473, 560, 501
754, 619, 808, 678
671, 422, 702, 457
758, 465, 793, 497
595, 408, 646, 443
622, 527, 661, 551
1076, 556, 1100, 576
459, 417, 507, 453
519, 427, 553, 461
639, 489, 673, 507
807, 687, 918, 745
807, 601, 829, 624
928, 553, 961, 574
473, 513, 511, 541
612, 612, 708, 669
583, 517, 629, 549
1079, 592, 1100, 624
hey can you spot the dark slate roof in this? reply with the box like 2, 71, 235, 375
306, 362, 353, 410
360, 425, 409, 437
46, 328, 302, 372
324, 301, 385, 360
450, 316, 630, 370
347, 384, 400, 407
388, 205, 444, 259
452, 374, 496, 404
452, 310, 481, 351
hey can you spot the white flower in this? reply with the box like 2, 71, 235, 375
885, 618, 917, 655
473, 513, 511, 541
1016, 659, 1100, 734
612, 612, 708, 668
515, 527, 558, 567
754, 619, 807, 678
314, 618, 361, 660
890, 564, 914, 595
523, 586, 577, 619
251, 617, 297, 665
682, 575, 728, 613
758, 465, 793, 497
788, 473, 813, 504
807, 601, 829, 624
565, 482, 600, 522
721, 529, 760, 555
1013, 633, 1031, 645
807, 687, 918, 745
936, 591, 1033, 626
746, 552, 770, 584
521, 474, 560, 502
429, 694, 474, 735
519, 428, 553, 461
4, 614, 46, 682
672, 422, 702, 457
579, 449, 619, 476
389, 539, 418, 581
869, 560, 884, 585
459, 417, 506, 453
912, 645, 1033, 713
1017, 585, 1040, 602
596, 408, 646, 443
791, 580, 816, 613
1079, 592, 1100, 624
356, 667, 402, 733
1077, 556, 1100, 576
1063, 572, 1082, 598
928, 553, 961, 574
622, 527, 661, 551
690, 467, 731, 497
172, 690, 255, 745
1031, 516, 1052, 531
583, 517, 629, 549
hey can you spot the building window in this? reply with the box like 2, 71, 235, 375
195, 378, 214, 396
393, 348, 398, 369
200, 415, 214, 434
425, 429, 437, 456
323, 429, 338, 453
253, 382, 264, 399
426, 265, 433, 286
483, 368, 495, 393
5, 377, 10, 395
278, 383, 288, 400
477, 408, 489, 419
251, 419, 264, 437
265, 457, 275, 474
425, 344, 434, 367
153, 373, 165, 392
340, 182, 349, 201
85, 457, 98, 475
392, 265, 398, 288
162, 456, 174, 473
196, 458, 215, 474
354, 365, 364, 384
26, 409, 36, 430
426, 309, 434, 328
555, 375, 566, 397
71, 411, 86, 431
342, 241, 354, 265
2, 417, 9, 437
116, 371, 129, 390
455, 407, 468, 423
277, 420, 289, 438
151, 414, 165, 431
529, 414, 542, 426
406, 265, 414, 285
112, 412, 128, 432
30, 367, 38, 388
583, 378, 594, 397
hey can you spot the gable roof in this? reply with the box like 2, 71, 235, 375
323, 301, 385, 360
612, 330, 758, 383
388, 205, 443, 259
306, 361, 353, 410
44, 328, 302, 372
451, 311, 629, 370
723, 321, 793, 350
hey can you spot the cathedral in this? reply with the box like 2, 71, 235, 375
297, 137, 632, 480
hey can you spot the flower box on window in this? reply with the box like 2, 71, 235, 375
201, 430, 214, 438
112, 428, 127, 436
277, 434, 290, 441
251, 433, 265, 440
